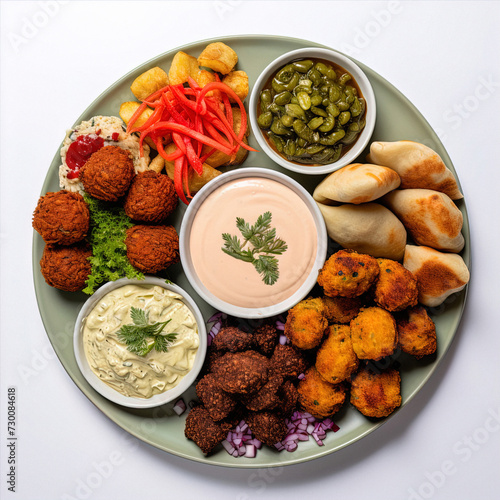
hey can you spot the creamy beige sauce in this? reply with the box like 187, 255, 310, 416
82, 285, 199, 398
189, 177, 318, 308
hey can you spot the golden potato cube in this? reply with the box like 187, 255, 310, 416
197, 42, 238, 75
222, 71, 249, 102
119, 101, 154, 128
148, 154, 165, 173
130, 67, 169, 101
169, 51, 199, 85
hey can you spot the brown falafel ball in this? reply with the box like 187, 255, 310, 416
284, 297, 328, 350
316, 324, 359, 384
279, 380, 299, 415
40, 242, 91, 292
270, 344, 308, 380
125, 225, 179, 273
212, 327, 253, 352
350, 307, 398, 361
253, 323, 279, 356
241, 376, 283, 412
33, 190, 89, 245
373, 258, 419, 312
246, 411, 288, 446
79, 145, 134, 201
196, 373, 237, 421
184, 406, 227, 454
297, 366, 346, 419
396, 306, 437, 359
318, 250, 379, 298
350, 366, 401, 418
124, 170, 178, 223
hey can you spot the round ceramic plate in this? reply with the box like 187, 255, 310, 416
33, 35, 470, 468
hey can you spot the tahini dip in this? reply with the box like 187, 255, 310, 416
82, 284, 199, 399
189, 177, 318, 308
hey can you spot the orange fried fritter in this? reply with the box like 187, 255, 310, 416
350, 307, 397, 361
284, 297, 327, 350
373, 258, 418, 312
350, 366, 401, 418
317, 250, 379, 298
322, 295, 362, 324
297, 366, 346, 419
316, 325, 359, 384
397, 305, 437, 359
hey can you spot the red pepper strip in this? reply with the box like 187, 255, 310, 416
162, 93, 190, 127
128, 104, 163, 134
172, 132, 187, 154
183, 135, 203, 175
142, 122, 235, 156
188, 77, 202, 91
156, 139, 183, 162
221, 90, 233, 129
140, 84, 173, 105
126, 101, 150, 134
203, 120, 234, 150
174, 156, 189, 205
200, 147, 216, 164
171, 85, 206, 116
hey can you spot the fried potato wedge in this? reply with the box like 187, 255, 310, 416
130, 67, 169, 101
222, 71, 249, 102
148, 154, 165, 174
198, 42, 238, 75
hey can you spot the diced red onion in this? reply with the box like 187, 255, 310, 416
276, 321, 286, 331
279, 334, 289, 345
245, 444, 256, 458
172, 398, 186, 416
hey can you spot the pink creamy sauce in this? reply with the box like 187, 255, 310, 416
189, 177, 318, 308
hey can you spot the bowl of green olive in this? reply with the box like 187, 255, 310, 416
249, 47, 376, 175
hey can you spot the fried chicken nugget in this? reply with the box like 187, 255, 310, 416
284, 297, 327, 350
318, 250, 379, 298
397, 306, 437, 359
350, 307, 398, 361
373, 258, 419, 312
350, 366, 401, 418
297, 366, 346, 419
322, 296, 362, 324
316, 325, 359, 384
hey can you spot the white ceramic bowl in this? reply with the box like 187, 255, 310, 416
249, 47, 376, 175
73, 277, 207, 408
180, 167, 328, 319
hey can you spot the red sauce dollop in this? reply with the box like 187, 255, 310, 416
65, 134, 105, 178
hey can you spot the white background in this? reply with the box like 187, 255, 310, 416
1, 1, 499, 499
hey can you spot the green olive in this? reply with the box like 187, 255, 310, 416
257, 111, 273, 129
292, 59, 314, 73
274, 91, 292, 105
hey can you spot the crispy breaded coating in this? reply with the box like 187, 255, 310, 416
318, 250, 379, 298
397, 306, 437, 359
212, 326, 253, 352
297, 366, 346, 419
184, 406, 226, 454
284, 297, 327, 350
279, 380, 299, 415
246, 411, 288, 446
196, 373, 237, 421
32, 190, 89, 245
350, 366, 401, 418
241, 376, 283, 412
373, 258, 419, 312
350, 307, 398, 361
270, 344, 308, 379
215, 351, 269, 395
253, 323, 279, 356
322, 296, 362, 324
316, 325, 359, 384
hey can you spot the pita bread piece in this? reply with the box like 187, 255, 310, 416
403, 245, 470, 307
317, 202, 407, 260
367, 141, 463, 200
313, 163, 401, 205
382, 189, 464, 253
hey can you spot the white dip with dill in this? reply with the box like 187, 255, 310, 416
82, 284, 199, 399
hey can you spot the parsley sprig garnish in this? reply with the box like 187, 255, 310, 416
221, 211, 288, 286
117, 307, 178, 356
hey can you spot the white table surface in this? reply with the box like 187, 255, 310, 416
1, 1, 499, 499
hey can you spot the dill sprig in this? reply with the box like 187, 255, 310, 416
221, 211, 288, 286
83, 194, 144, 295
117, 307, 178, 356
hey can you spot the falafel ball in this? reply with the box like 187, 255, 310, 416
322, 296, 362, 324
297, 366, 346, 419
124, 170, 178, 223
241, 375, 283, 412
246, 411, 288, 446
316, 325, 359, 384
212, 326, 253, 352
270, 344, 308, 380
397, 305, 437, 359
279, 380, 299, 415
125, 225, 179, 273
284, 297, 328, 350
350, 366, 401, 418
252, 323, 279, 356
350, 307, 398, 361
373, 258, 419, 312
40, 242, 91, 292
318, 249, 379, 298
214, 351, 269, 395
196, 373, 237, 421
79, 145, 134, 201
33, 190, 90, 245
184, 406, 227, 454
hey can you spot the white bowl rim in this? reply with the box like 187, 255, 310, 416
179, 167, 328, 318
248, 46, 376, 175
73, 276, 207, 409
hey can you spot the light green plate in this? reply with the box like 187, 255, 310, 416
33, 35, 470, 468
